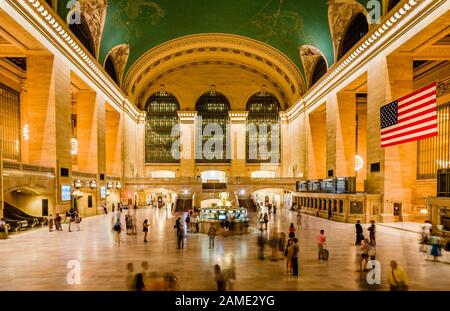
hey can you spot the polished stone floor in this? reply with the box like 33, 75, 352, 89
0, 206, 449, 291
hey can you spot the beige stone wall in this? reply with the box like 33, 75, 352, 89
4, 192, 54, 217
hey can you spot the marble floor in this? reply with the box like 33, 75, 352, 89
0, 206, 449, 291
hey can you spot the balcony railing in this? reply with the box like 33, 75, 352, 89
2, 160, 54, 175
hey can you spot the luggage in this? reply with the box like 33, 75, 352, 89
321, 245, 329, 260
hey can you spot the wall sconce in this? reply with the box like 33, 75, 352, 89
89, 180, 97, 189
22, 123, 30, 141
355, 155, 364, 171
107, 182, 113, 189
71, 138, 78, 155
116, 182, 122, 189
74, 179, 82, 189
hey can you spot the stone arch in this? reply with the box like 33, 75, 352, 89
328, 0, 370, 62
103, 43, 130, 87
124, 34, 304, 109
299, 45, 329, 89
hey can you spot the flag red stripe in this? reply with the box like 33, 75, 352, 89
381, 115, 437, 135
399, 92, 436, 109
381, 123, 438, 142
398, 107, 436, 123
381, 132, 438, 147
398, 82, 437, 102
398, 99, 437, 116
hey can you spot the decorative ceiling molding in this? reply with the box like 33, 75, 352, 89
137, 60, 289, 110
124, 34, 305, 107
328, 0, 369, 62
78, 0, 108, 59
299, 45, 328, 88
5, 0, 141, 121
104, 43, 130, 87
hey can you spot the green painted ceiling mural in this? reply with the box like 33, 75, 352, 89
58, 0, 375, 75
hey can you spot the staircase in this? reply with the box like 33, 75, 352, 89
3, 202, 47, 231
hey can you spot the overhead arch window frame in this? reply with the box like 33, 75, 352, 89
246, 92, 281, 164
145, 91, 180, 163
337, 13, 369, 61
195, 92, 231, 163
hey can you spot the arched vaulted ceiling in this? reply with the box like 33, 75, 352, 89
57, 0, 375, 107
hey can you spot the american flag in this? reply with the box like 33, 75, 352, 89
380, 82, 438, 148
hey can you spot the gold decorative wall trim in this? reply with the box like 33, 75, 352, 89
437, 77, 450, 97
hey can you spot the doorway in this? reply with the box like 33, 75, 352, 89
42, 199, 49, 216
393, 203, 402, 222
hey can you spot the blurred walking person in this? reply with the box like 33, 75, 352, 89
112, 218, 122, 246
208, 223, 217, 249
285, 239, 294, 273
143, 219, 150, 243
214, 264, 226, 291
55, 213, 62, 231
355, 220, 363, 245
292, 238, 299, 276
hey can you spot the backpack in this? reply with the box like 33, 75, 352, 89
113, 222, 121, 232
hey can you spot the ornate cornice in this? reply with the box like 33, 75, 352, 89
437, 78, 450, 98
287, 0, 439, 122
5, 0, 140, 121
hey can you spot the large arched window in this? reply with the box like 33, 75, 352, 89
145, 91, 180, 163
69, 16, 96, 57
195, 91, 230, 163
387, 0, 401, 12
246, 92, 280, 163
338, 13, 369, 60
104, 55, 118, 85
310, 56, 327, 87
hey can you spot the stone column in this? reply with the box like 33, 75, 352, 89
178, 111, 197, 177
136, 113, 146, 178
356, 100, 367, 192
279, 112, 289, 177
75, 90, 99, 174
307, 110, 326, 179
105, 108, 122, 177
229, 111, 248, 177
326, 91, 357, 177
367, 55, 414, 222
26, 55, 71, 213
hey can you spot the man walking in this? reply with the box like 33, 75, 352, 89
355, 220, 363, 245
208, 223, 217, 249
368, 221, 376, 245
292, 238, 299, 276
